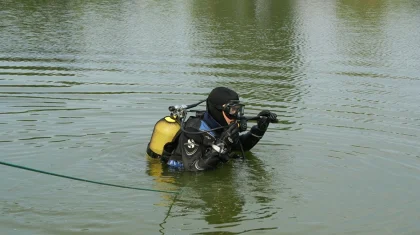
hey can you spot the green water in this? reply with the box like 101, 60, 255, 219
1, 0, 419, 234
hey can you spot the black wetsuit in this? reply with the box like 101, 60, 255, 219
165, 111, 266, 171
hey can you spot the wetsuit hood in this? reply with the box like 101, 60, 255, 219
206, 87, 239, 126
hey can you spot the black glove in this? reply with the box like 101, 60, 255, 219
258, 110, 278, 123
257, 110, 277, 131
214, 123, 240, 153
257, 116, 269, 131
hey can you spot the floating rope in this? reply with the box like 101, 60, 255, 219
159, 189, 180, 233
0, 161, 179, 194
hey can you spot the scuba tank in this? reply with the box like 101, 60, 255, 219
146, 116, 181, 159
146, 100, 206, 159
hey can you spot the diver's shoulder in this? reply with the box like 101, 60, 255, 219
184, 115, 203, 129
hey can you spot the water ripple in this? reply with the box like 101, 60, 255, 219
0, 108, 100, 115
1, 0, 420, 234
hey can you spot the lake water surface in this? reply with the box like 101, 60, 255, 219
1, 0, 420, 234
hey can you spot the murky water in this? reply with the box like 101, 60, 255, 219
1, 0, 419, 234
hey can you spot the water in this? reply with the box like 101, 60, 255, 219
1, 0, 419, 234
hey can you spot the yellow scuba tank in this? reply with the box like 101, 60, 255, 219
147, 116, 181, 158
146, 100, 206, 158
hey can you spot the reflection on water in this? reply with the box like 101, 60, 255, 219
147, 152, 281, 233
1, 0, 420, 234
189, 0, 304, 109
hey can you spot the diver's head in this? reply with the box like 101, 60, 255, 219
206, 87, 244, 126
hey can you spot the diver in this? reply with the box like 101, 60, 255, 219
167, 87, 278, 171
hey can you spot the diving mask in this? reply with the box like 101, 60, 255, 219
223, 100, 245, 119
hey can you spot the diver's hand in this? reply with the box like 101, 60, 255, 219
258, 110, 278, 123
257, 116, 269, 131
219, 123, 240, 146
213, 123, 240, 153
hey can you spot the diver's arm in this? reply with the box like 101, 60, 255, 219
235, 113, 274, 151
194, 130, 233, 170
181, 130, 225, 171
234, 124, 266, 151
193, 148, 226, 171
